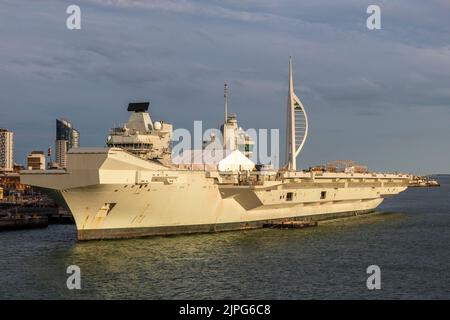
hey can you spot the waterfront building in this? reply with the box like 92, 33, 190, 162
27, 151, 46, 170
0, 128, 13, 172
55, 119, 79, 168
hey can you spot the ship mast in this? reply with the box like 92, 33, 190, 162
285, 57, 308, 171
224, 83, 228, 125
223, 83, 228, 150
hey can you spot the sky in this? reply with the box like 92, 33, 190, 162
0, 0, 449, 174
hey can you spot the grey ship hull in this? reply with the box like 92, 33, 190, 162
21, 148, 409, 241
77, 209, 376, 240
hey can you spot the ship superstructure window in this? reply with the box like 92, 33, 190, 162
320, 191, 327, 199
286, 192, 293, 201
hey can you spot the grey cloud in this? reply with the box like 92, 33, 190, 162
1, 0, 450, 173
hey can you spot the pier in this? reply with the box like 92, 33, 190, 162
0, 213, 48, 231
408, 176, 440, 187
0, 204, 73, 232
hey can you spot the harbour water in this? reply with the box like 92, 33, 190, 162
0, 176, 449, 299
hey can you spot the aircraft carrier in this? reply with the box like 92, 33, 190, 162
20, 59, 410, 240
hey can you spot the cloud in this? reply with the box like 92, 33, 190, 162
80, 0, 268, 24
1, 0, 450, 173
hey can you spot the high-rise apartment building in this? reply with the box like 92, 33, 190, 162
0, 128, 13, 172
55, 119, 80, 168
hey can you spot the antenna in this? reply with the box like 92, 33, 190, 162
223, 83, 228, 150
224, 83, 228, 124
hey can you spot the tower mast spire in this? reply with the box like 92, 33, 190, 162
288, 57, 296, 170
285, 57, 309, 171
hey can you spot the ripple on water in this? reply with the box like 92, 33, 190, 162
1, 177, 450, 299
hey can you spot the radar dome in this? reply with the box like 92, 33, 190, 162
153, 121, 162, 130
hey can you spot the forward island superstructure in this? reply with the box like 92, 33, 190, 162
21, 59, 410, 240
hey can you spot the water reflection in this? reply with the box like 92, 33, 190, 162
61, 212, 407, 299
1, 178, 449, 299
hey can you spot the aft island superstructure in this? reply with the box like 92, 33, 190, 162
21, 59, 410, 240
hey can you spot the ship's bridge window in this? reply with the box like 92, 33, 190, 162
321, 191, 327, 199
286, 192, 293, 201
